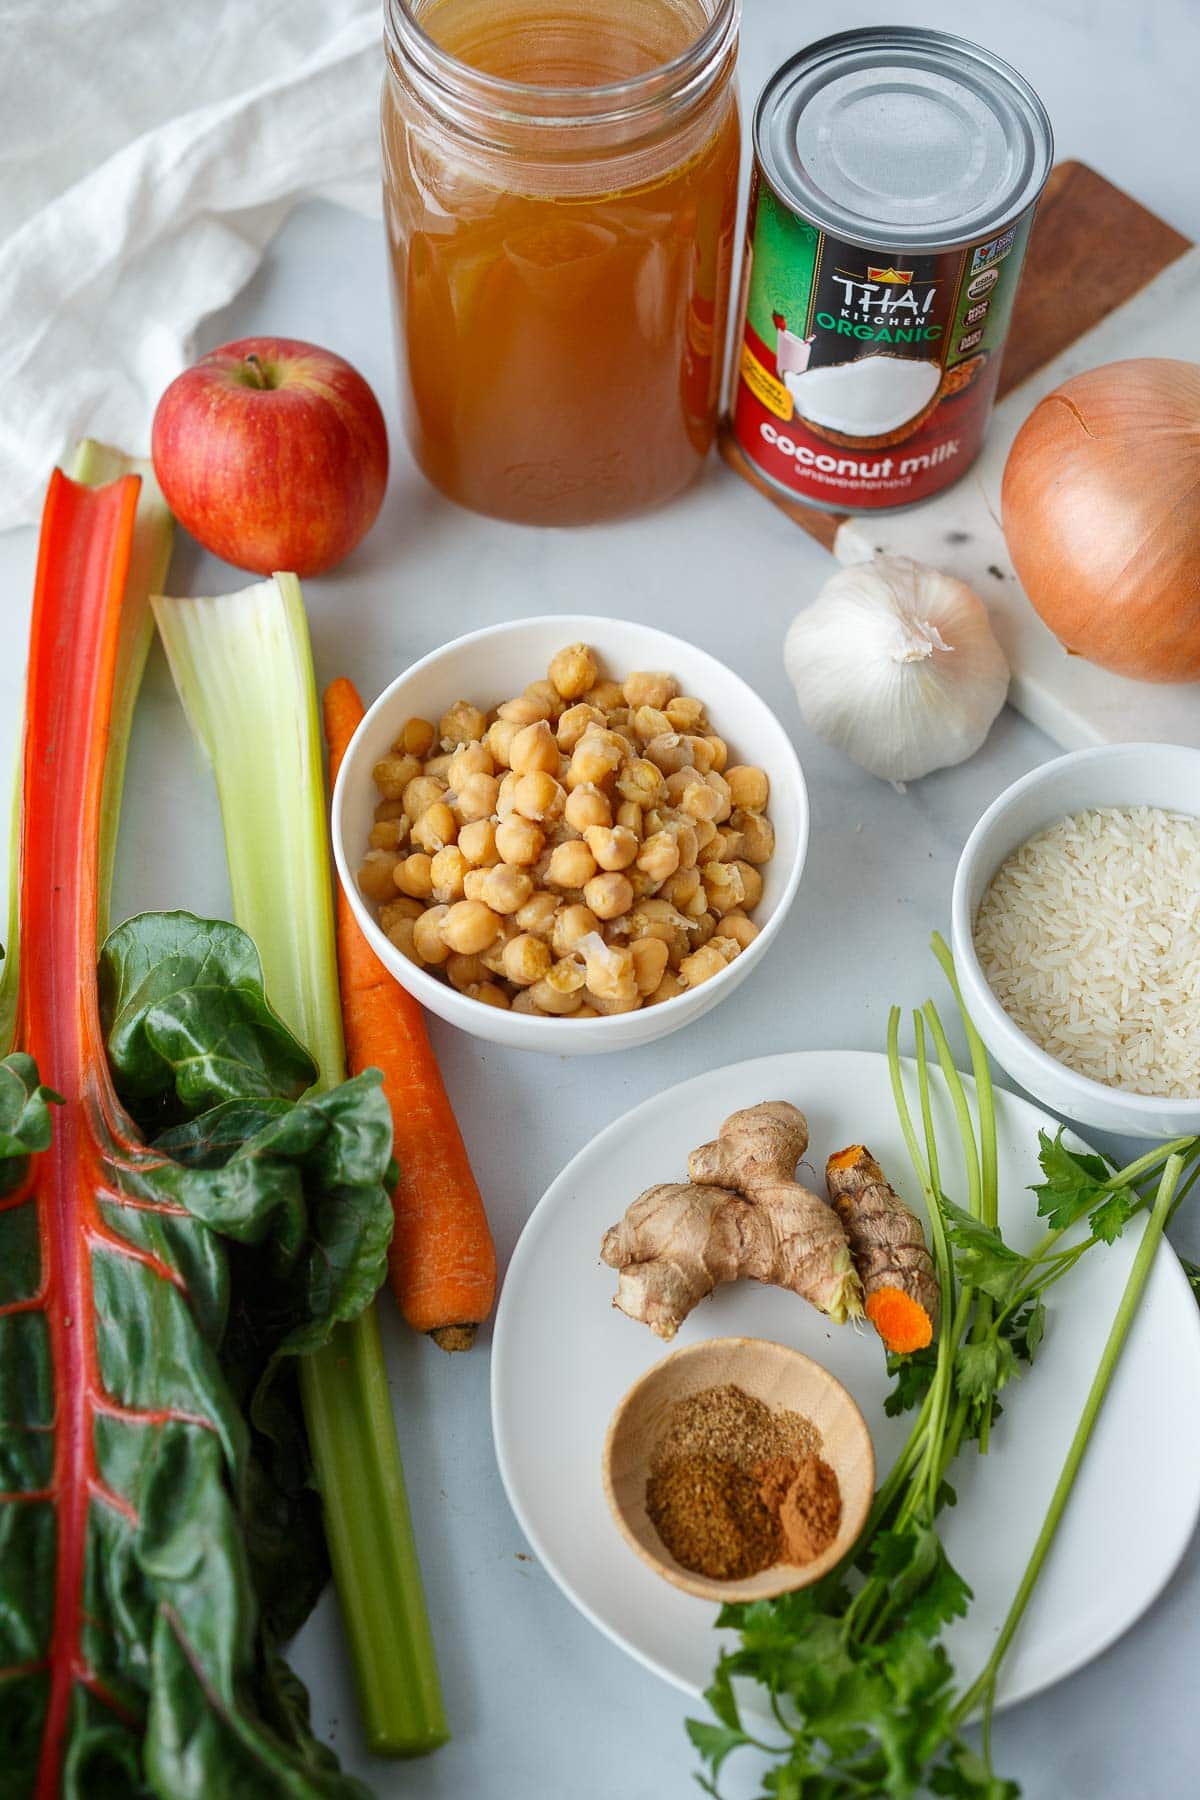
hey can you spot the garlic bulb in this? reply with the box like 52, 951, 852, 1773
783, 556, 1010, 784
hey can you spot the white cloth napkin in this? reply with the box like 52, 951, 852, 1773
0, 0, 385, 533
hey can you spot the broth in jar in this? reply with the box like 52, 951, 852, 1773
382, 0, 740, 524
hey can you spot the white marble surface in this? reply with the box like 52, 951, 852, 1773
1, 2, 1199, 1795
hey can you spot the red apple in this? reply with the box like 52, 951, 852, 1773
151, 337, 388, 576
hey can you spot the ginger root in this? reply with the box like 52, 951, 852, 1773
600, 1103, 863, 1338
826, 1143, 939, 1353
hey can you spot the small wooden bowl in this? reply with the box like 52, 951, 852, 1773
602, 1337, 875, 1604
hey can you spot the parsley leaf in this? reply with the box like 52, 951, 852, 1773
1030, 1129, 1115, 1231
884, 1346, 938, 1416
941, 1198, 1024, 1301
955, 1337, 1018, 1406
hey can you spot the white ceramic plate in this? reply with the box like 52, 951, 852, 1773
491, 1051, 1200, 1709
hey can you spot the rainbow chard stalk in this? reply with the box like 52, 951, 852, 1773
3, 460, 401, 1794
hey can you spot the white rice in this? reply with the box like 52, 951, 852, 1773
973, 806, 1200, 1098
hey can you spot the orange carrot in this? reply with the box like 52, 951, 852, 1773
324, 677, 496, 1351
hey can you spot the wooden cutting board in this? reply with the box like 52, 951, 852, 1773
720, 162, 1200, 749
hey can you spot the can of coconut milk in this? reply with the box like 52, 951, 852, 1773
729, 28, 1052, 512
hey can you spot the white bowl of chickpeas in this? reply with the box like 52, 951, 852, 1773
331, 617, 809, 1054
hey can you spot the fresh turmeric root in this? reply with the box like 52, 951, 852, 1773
826, 1144, 939, 1354
601, 1103, 863, 1337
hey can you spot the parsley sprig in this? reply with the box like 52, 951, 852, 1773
690, 934, 1198, 1798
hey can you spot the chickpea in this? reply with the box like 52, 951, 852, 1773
516, 890, 559, 940
679, 937, 739, 988
734, 860, 764, 911
556, 703, 606, 752
374, 797, 408, 823
645, 733, 695, 776
573, 1003, 601, 1019
548, 642, 598, 700
368, 818, 405, 852
703, 735, 728, 774
378, 898, 423, 935
631, 704, 673, 743
636, 830, 680, 885
684, 735, 717, 775
439, 899, 502, 955
511, 770, 565, 822
547, 840, 597, 891
495, 770, 522, 818
403, 773, 448, 820
480, 915, 518, 976
616, 758, 665, 810
446, 952, 487, 992
477, 864, 534, 915
644, 970, 686, 1007
584, 678, 626, 712
357, 853, 401, 901
575, 937, 637, 1004
447, 741, 494, 786
462, 868, 488, 902
584, 871, 634, 920
691, 816, 719, 854
438, 700, 487, 746
725, 765, 770, 812
631, 935, 670, 995
386, 916, 418, 961
529, 959, 587, 1015
509, 718, 560, 777
665, 695, 705, 733
703, 861, 747, 916
470, 982, 511, 1010
568, 729, 625, 789
458, 818, 501, 866
661, 866, 701, 909
663, 818, 699, 868
393, 852, 434, 899
372, 752, 422, 800
552, 903, 601, 957
502, 933, 553, 988
720, 911, 761, 950
584, 824, 639, 871
564, 783, 612, 832
397, 716, 435, 757
412, 906, 452, 965
510, 990, 541, 1015
496, 692, 551, 726
703, 825, 743, 865
704, 770, 733, 823
487, 716, 522, 768
733, 808, 775, 864
495, 815, 544, 867
678, 775, 722, 823
681, 881, 711, 920
430, 845, 470, 904
453, 771, 501, 824
623, 670, 678, 711
410, 801, 458, 854
615, 801, 643, 838
424, 751, 455, 781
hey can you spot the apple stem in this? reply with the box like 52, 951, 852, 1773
240, 353, 274, 391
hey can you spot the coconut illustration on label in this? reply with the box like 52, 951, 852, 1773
782, 355, 941, 439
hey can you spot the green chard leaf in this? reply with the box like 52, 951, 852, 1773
0, 1049, 62, 1194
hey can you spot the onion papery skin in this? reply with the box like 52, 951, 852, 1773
1002, 357, 1200, 683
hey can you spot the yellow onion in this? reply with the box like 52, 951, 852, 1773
1002, 358, 1200, 683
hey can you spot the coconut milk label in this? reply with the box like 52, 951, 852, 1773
731, 177, 1035, 510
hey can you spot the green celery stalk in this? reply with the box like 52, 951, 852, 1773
151, 573, 447, 1757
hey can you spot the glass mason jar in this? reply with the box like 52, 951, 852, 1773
381, 0, 741, 525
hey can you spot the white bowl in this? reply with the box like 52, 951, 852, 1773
331, 615, 809, 1054
951, 743, 1200, 1138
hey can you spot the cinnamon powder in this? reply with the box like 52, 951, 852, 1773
755, 1453, 841, 1564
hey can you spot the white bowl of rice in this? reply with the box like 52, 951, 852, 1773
951, 744, 1200, 1138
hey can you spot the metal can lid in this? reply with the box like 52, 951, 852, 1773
754, 27, 1053, 251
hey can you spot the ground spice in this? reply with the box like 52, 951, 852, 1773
755, 1453, 842, 1564
645, 1453, 781, 1580
650, 1383, 821, 1476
